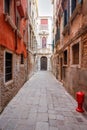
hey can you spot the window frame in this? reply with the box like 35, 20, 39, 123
70, 39, 81, 68
70, 0, 82, 17
42, 37, 47, 48
63, 49, 68, 66
20, 54, 24, 65
16, 10, 21, 30
4, 50, 13, 84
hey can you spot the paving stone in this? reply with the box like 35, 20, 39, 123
48, 110, 56, 114
0, 117, 10, 129
0, 71, 87, 130
49, 126, 58, 130
15, 124, 35, 130
4, 119, 18, 130
38, 106, 48, 113
56, 119, 65, 126
35, 122, 49, 130
37, 112, 48, 122
58, 125, 80, 130
56, 115, 64, 120
49, 114, 56, 120
49, 119, 57, 127
79, 125, 87, 130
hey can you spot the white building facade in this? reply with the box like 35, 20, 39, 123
36, 16, 53, 71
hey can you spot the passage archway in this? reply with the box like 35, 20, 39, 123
40, 56, 47, 70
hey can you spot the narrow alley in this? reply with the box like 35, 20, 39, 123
0, 71, 87, 130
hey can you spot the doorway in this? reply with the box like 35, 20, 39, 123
40, 56, 47, 70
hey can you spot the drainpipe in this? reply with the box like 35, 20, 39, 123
26, 0, 29, 80
26, 20, 29, 80
14, 0, 17, 51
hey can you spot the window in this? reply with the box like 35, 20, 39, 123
29, 2, 31, 16
55, 27, 60, 42
57, 56, 59, 64
16, 16, 20, 29
72, 43, 79, 64
64, 10, 68, 26
16, 11, 20, 29
71, 0, 76, 13
40, 19, 48, 30
20, 54, 24, 64
64, 50, 68, 65
42, 37, 46, 48
4, 0, 11, 14
5, 52, 12, 82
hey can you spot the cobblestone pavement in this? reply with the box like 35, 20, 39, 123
0, 71, 87, 130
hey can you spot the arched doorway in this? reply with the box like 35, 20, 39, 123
40, 56, 47, 70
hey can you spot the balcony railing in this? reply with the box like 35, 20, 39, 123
5, 13, 17, 31
4, 13, 22, 39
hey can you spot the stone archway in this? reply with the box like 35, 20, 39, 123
40, 56, 47, 70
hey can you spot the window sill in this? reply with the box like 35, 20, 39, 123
70, 64, 81, 68
20, 64, 24, 67
63, 65, 68, 67
4, 80, 13, 86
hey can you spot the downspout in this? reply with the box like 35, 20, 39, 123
14, 0, 17, 51
27, 1, 29, 80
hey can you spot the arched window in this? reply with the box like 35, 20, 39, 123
42, 37, 46, 48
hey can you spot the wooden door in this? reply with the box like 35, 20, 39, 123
41, 56, 47, 70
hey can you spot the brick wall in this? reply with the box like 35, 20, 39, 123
0, 46, 27, 112
52, 0, 87, 111
0, 0, 28, 112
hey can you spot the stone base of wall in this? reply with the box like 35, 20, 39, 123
0, 46, 29, 112
62, 67, 87, 111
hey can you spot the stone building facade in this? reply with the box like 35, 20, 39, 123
27, 0, 38, 77
0, 0, 28, 112
51, 0, 87, 111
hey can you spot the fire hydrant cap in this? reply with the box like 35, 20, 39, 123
77, 92, 84, 95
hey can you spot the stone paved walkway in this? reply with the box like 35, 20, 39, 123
0, 71, 87, 130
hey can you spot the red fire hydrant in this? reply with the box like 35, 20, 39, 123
76, 91, 84, 113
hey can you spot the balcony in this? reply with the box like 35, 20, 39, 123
4, 13, 17, 31
17, 29, 22, 39
4, 13, 22, 39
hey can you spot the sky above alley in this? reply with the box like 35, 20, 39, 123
38, 0, 53, 16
